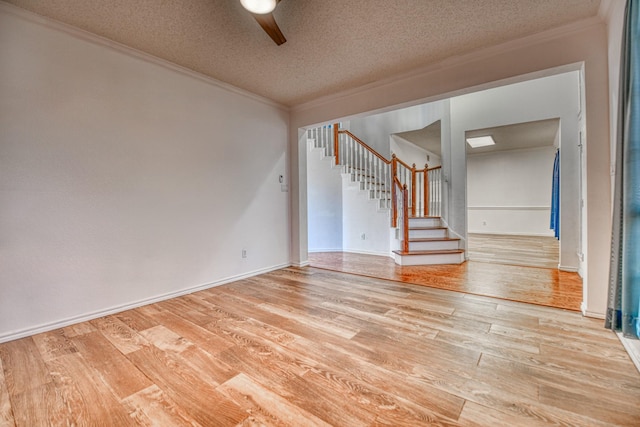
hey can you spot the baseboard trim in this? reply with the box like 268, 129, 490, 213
559, 265, 579, 273
308, 248, 343, 253
468, 231, 556, 237
581, 302, 606, 319
0, 263, 290, 344
343, 249, 391, 257
617, 333, 640, 374
291, 260, 311, 267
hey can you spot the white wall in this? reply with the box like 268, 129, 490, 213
307, 138, 390, 255
390, 135, 441, 169
605, 0, 627, 181
349, 100, 449, 159
0, 7, 290, 341
307, 142, 343, 251
341, 177, 390, 256
467, 147, 557, 236
290, 19, 611, 318
449, 72, 582, 271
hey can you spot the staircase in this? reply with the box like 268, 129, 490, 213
392, 216, 465, 265
307, 123, 465, 266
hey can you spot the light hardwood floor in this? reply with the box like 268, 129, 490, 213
467, 234, 560, 269
1, 267, 638, 426
309, 252, 582, 311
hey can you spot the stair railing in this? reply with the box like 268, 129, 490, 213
425, 165, 442, 217
392, 155, 415, 217
336, 129, 391, 203
409, 164, 443, 217
392, 178, 410, 252
306, 123, 442, 227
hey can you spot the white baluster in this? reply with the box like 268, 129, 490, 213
369, 151, 372, 189
353, 143, 360, 182
375, 157, 380, 199
358, 144, 363, 182
347, 136, 351, 173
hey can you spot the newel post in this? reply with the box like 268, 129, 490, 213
333, 123, 340, 165
402, 184, 409, 252
391, 154, 398, 227
411, 163, 417, 217
424, 163, 429, 217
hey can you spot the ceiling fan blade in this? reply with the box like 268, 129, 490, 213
253, 12, 286, 45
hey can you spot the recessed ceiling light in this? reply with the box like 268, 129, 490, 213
466, 136, 495, 148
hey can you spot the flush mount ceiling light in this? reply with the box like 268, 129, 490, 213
240, 0, 277, 14
466, 136, 496, 148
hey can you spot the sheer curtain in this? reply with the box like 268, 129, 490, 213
606, 0, 640, 339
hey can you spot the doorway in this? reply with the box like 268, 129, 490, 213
465, 119, 561, 269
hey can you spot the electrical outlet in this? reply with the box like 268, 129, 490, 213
242, 249, 247, 258
360, 233, 366, 240
482, 221, 487, 226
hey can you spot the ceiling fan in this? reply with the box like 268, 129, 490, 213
240, 0, 286, 46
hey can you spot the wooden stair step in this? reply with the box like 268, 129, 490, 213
392, 249, 464, 256
409, 226, 447, 230
408, 237, 460, 242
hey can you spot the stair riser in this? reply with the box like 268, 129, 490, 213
408, 218, 441, 228
408, 240, 459, 251
394, 252, 465, 266
360, 185, 387, 193
408, 229, 447, 239
368, 191, 391, 200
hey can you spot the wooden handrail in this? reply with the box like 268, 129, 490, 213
395, 157, 413, 170
338, 129, 391, 164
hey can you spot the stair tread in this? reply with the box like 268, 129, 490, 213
408, 237, 460, 242
393, 249, 464, 256
409, 216, 441, 219
409, 226, 447, 230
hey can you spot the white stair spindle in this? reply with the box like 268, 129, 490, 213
366, 151, 371, 191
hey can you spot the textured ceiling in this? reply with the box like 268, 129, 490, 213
4, 0, 602, 106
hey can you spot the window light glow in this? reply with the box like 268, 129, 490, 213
466, 136, 496, 148
240, 0, 277, 14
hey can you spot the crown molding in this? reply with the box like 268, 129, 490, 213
597, 0, 616, 22
291, 15, 604, 115
0, 1, 289, 112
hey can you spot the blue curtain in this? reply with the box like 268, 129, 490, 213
606, 0, 640, 339
550, 149, 560, 240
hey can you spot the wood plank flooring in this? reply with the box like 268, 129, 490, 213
1, 267, 638, 426
309, 252, 582, 311
467, 234, 559, 269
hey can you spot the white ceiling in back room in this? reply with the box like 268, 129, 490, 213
2, 0, 602, 106
465, 118, 560, 155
